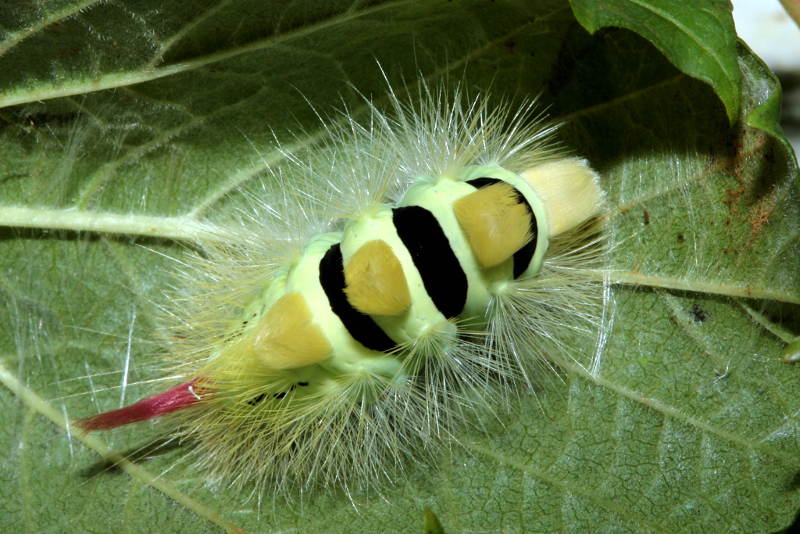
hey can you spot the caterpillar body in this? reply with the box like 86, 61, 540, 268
78, 88, 607, 496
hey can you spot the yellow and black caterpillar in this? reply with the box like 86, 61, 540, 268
79, 87, 607, 496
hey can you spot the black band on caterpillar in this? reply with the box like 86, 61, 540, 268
319, 244, 397, 352
466, 177, 538, 278
392, 206, 468, 318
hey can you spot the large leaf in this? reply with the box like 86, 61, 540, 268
1, 1, 799, 533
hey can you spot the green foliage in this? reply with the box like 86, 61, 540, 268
1, 1, 798, 532
569, 0, 741, 122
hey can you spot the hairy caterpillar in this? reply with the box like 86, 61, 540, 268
77, 85, 607, 496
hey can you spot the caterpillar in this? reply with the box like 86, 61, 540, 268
77, 85, 608, 497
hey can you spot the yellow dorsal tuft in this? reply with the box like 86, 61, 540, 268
519, 158, 604, 237
453, 181, 532, 268
252, 291, 332, 369
344, 239, 411, 316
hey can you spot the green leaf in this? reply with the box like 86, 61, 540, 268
568, 0, 741, 124
1, 1, 799, 533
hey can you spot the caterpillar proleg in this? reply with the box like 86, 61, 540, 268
78, 85, 608, 496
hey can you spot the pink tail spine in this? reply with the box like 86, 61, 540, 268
77, 378, 204, 432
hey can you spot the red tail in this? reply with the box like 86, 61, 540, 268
77, 378, 204, 431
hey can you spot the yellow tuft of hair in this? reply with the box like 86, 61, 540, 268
344, 239, 411, 316
519, 158, 604, 237
252, 291, 332, 369
453, 181, 532, 268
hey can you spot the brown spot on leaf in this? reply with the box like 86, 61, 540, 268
749, 187, 778, 243
723, 188, 741, 212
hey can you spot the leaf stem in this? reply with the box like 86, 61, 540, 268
602, 270, 800, 304
0, 359, 246, 534
0, 206, 225, 242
